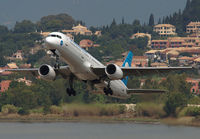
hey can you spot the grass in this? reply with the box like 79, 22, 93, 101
135, 102, 166, 118
60, 103, 126, 117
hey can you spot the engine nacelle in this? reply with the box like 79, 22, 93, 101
105, 64, 123, 80
38, 64, 56, 80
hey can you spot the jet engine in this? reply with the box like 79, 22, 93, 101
105, 64, 123, 80
38, 64, 56, 80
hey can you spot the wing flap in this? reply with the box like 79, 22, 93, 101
127, 89, 166, 94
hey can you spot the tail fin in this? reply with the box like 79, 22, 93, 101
122, 51, 133, 86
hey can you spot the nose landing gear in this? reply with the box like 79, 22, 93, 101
50, 49, 60, 69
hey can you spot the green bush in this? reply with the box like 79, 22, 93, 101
1, 105, 18, 114
118, 105, 126, 114
43, 105, 50, 115
186, 107, 200, 116
18, 107, 29, 115
50, 105, 63, 114
164, 93, 187, 117
188, 96, 200, 105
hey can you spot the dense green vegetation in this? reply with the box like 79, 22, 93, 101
0, 73, 195, 117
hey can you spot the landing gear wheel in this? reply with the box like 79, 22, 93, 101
108, 88, 113, 95
67, 88, 71, 96
54, 63, 60, 69
104, 88, 113, 96
104, 88, 109, 96
66, 88, 76, 96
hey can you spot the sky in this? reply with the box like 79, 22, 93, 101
0, 0, 187, 28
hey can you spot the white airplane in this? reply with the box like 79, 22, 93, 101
3, 32, 193, 99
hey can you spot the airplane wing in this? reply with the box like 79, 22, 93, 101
2, 66, 72, 78
127, 89, 165, 94
91, 66, 193, 78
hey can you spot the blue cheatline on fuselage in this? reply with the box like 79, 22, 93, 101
122, 51, 133, 86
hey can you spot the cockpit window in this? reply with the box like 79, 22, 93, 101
48, 34, 62, 39
57, 35, 62, 39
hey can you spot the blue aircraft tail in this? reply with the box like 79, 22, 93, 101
122, 51, 133, 86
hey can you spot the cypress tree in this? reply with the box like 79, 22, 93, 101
148, 13, 155, 26
185, 0, 191, 9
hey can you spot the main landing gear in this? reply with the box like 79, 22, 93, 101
66, 75, 76, 96
104, 87, 113, 96
103, 81, 113, 96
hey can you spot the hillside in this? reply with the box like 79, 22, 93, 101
162, 0, 200, 36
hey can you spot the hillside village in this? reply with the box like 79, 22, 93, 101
1, 21, 200, 95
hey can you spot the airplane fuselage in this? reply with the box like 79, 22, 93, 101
45, 32, 129, 99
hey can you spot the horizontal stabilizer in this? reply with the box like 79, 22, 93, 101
127, 89, 166, 94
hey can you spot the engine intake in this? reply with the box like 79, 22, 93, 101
38, 64, 56, 80
105, 64, 123, 80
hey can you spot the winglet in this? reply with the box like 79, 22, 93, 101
122, 51, 133, 86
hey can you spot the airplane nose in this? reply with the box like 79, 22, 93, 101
44, 37, 52, 45
44, 37, 56, 49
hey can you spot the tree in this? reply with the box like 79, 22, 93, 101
164, 93, 187, 117
158, 18, 162, 24
185, 0, 191, 9
121, 17, 125, 24
132, 20, 141, 26
110, 18, 117, 28
0, 25, 9, 35
161, 74, 191, 116
37, 13, 76, 31
148, 13, 155, 26
14, 20, 36, 33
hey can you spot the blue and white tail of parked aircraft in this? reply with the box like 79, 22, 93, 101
3, 32, 193, 99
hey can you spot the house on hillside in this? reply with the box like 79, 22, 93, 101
16, 77, 32, 86
94, 31, 102, 37
132, 56, 148, 67
79, 39, 100, 50
178, 56, 194, 66
186, 78, 200, 95
62, 24, 92, 36
0, 67, 12, 76
0, 80, 11, 92
7, 62, 18, 69
6, 50, 24, 61
40, 31, 51, 37
187, 22, 200, 34
153, 24, 176, 36
130, 32, 152, 47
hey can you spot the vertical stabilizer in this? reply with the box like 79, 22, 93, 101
122, 51, 133, 86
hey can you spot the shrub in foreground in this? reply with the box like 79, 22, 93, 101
50, 105, 63, 114
135, 103, 165, 118
185, 107, 200, 116
62, 103, 126, 117
1, 104, 18, 114
18, 107, 29, 115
